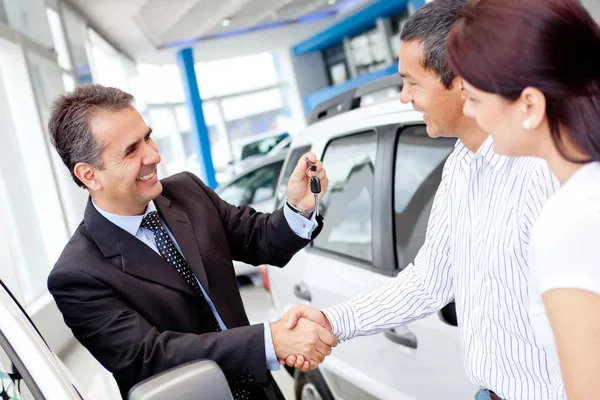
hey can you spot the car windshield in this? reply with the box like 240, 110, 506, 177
0, 362, 23, 400
0, 281, 83, 399
240, 133, 288, 160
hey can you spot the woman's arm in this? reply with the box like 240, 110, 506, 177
543, 288, 600, 399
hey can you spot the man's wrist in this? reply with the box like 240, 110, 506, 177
269, 320, 284, 358
286, 200, 315, 219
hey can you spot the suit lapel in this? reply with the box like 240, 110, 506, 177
84, 198, 196, 297
154, 195, 211, 297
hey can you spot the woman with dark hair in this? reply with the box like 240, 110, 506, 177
447, 0, 600, 398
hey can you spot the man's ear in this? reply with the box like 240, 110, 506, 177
74, 162, 102, 191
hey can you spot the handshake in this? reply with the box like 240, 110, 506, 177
270, 305, 335, 372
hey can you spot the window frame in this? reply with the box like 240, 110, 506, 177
388, 124, 458, 327
391, 124, 456, 273
305, 126, 399, 275
305, 123, 449, 278
275, 144, 313, 208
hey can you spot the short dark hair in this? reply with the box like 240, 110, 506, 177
48, 84, 134, 188
447, 0, 600, 163
401, 0, 470, 89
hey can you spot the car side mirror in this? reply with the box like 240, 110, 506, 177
439, 301, 458, 327
128, 360, 233, 400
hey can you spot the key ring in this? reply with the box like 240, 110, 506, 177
305, 157, 317, 178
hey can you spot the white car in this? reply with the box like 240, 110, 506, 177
217, 151, 288, 278
230, 131, 290, 176
0, 280, 234, 400
263, 75, 477, 400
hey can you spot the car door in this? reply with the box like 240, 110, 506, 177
0, 281, 83, 400
299, 125, 476, 399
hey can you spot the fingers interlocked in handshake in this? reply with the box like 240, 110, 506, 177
270, 304, 335, 373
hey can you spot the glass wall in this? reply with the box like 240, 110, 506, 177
2, 0, 53, 48
61, 4, 93, 84
0, 35, 70, 305
0, 0, 139, 308
137, 52, 293, 185
87, 28, 130, 91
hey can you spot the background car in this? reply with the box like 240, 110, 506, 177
217, 151, 288, 280
230, 131, 290, 176
262, 75, 477, 400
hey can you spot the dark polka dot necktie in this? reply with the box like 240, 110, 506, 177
141, 212, 252, 400
141, 211, 221, 332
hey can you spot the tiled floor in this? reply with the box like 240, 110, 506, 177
61, 281, 295, 399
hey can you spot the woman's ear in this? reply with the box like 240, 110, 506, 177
520, 87, 546, 130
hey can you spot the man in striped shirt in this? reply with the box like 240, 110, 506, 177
283, 1, 565, 399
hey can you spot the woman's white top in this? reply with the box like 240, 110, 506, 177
529, 161, 600, 384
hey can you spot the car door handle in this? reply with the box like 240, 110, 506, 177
384, 327, 418, 349
293, 283, 312, 302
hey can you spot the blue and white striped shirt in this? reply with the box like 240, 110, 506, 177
323, 136, 565, 400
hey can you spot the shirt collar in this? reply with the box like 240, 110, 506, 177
456, 135, 510, 173
92, 200, 157, 237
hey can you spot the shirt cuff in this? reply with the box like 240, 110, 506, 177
283, 203, 318, 240
263, 323, 281, 371
322, 303, 356, 342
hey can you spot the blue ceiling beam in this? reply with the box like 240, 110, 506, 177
293, 0, 409, 55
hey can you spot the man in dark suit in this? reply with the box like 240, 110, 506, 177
46, 85, 336, 399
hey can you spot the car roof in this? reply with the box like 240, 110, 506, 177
291, 99, 423, 153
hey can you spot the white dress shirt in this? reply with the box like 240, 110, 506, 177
323, 137, 565, 399
528, 161, 600, 399
94, 199, 317, 371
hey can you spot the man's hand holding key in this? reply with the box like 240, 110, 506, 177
286, 152, 328, 219
269, 152, 333, 371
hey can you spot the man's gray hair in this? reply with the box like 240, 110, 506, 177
401, 0, 470, 89
48, 84, 134, 188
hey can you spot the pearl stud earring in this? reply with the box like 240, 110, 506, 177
523, 120, 533, 130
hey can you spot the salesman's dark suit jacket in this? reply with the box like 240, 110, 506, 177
48, 172, 323, 399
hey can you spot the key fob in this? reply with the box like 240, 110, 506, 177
310, 176, 321, 194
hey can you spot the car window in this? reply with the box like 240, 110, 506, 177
393, 125, 455, 269
313, 131, 377, 262
276, 145, 312, 206
0, 347, 33, 400
219, 160, 284, 206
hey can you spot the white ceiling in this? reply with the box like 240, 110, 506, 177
64, 0, 372, 64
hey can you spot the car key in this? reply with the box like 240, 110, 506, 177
311, 175, 321, 216
306, 162, 321, 216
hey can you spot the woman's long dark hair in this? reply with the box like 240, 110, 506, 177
447, 0, 600, 163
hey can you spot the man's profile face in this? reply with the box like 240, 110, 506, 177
398, 40, 464, 138
89, 107, 162, 215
